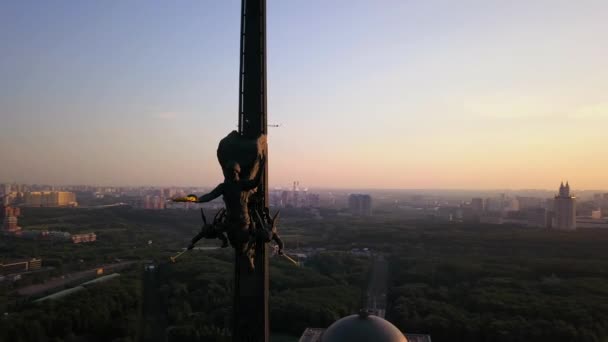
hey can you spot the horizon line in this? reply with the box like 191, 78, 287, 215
2, 181, 607, 193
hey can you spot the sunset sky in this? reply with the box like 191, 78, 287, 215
1, 1, 607, 189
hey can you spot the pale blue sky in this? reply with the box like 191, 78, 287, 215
1, 1, 607, 189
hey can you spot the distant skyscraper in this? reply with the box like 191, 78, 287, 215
593, 193, 602, 202
554, 182, 576, 230
349, 194, 372, 216
505, 197, 520, 212
2, 206, 21, 233
485, 195, 505, 212
471, 198, 484, 213
516, 196, 543, 210
1, 184, 10, 196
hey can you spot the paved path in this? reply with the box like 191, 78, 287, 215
17, 261, 138, 296
366, 255, 388, 318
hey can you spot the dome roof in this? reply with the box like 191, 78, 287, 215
322, 311, 407, 342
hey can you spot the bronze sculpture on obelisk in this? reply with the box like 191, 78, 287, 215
173, 0, 278, 341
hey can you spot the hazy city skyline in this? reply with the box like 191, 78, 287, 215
2, 1, 607, 189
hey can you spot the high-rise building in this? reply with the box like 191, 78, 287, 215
504, 197, 520, 212
141, 195, 165, 210
23, 191, 77, 207
554, 182, 576, 230
162, 188, 175, 199
308, 193, 320, 208
522, 207, 548, 228
271, 185, 319, 209
349, 194, 372, 216
517, 196, 543, 210
593, 193, 602, 202
1, 184, 10, 196
2, 206, 21, 233
485, 197, 504, 212
471, 198, 484, 213
544, 198, 555, 211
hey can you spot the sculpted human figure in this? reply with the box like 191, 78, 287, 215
174, 158, 265, 259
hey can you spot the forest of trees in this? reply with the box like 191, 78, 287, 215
0, 274, 140, 342
385, 224, 608, 342
155, 250, 369, 341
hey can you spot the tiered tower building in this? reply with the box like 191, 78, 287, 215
554, 182, 576, 230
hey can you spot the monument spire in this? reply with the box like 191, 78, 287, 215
235, 0, 270, 341
173, 2, 278, 340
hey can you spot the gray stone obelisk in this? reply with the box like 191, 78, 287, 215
234, 0, 269, 341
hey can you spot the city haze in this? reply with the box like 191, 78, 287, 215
1, 1, 608, 189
